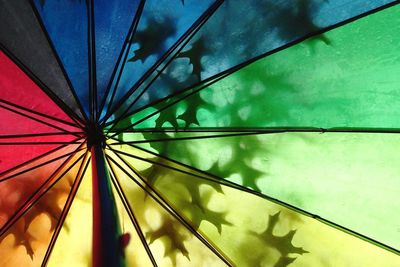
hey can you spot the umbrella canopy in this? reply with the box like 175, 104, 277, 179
1, 0, 400, 266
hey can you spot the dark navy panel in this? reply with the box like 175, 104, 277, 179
33, 0, 90, 116
108, 0, 394, 124
94, 0, 140, 117
0, 0, 84, 120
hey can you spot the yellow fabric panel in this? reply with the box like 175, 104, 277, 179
111, 182, 155, 267
47, 159, 92, 267
106, 149, 228, 267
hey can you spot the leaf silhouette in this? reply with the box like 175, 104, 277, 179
146, 216, 190, 265
176, 37, 208, 80
129, 18, 177, 63
253, 212, 308, 267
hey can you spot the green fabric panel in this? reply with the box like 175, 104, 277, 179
126, 132, 400, 250
108, 143, 400, 266
120, 5, 400, 130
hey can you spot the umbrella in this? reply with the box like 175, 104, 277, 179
1, 0, 399, 266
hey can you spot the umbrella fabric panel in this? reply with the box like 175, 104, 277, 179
101, 0, 215, 121
0, 134, 79, 145
0, 144, 82, 226
0, 0, 84, 120
0, 151, 87, 267
126, 131, 400, 250
46, 162, 92, 267
123, 3, 400, 131
0, 50, 83, 173
0, 103, 81, 135
0, 142, 74, 175
0, 51, 78, 126
108, 0, 395, 124
0, 1, 399, 266
0, 142, 82, 179
0, 106, 75, 136
111, 186, 159, 267
195, 187, 400, 267
106, 131, 251, 144
94, 0, 140, 114
32, 0, 90, 116
0, 105, 83, 173
106, 145, 400, 266
106, 154, 229, 267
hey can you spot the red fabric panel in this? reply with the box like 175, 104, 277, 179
0, 144, 82, 228
0, 104, 83, 173
0, 152, 85, 265
0, 51, 77, 125
0, 106, 70, 135
0, 133, 81, 143
0, 138, 82, 176
0, 154, 68, 227
0, 143, 64, 174
1, 143, 83, 177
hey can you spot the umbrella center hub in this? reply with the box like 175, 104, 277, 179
86, 124, 105, 148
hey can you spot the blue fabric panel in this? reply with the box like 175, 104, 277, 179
100, 0, 215, 120
33, 0, 90, 116
94, 0, 140, 114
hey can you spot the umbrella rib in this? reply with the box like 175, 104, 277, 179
97, 0, 146, 121
108, 50, 400, 134
28, 0, 90, 122
0, 139, 85, 183
106, 156, 159, 267
0, 141, 82, 145
100, 0, 221, 125
41, 153, 90, 267
0, 132, 84, 139
105, 150, 234, 266
120, 143, 400, 256
105, 1, 400, 131
105, 57, 231, 129
0, 151, 86, 238
0, 137, 83, 177
101, 0, 225, 128
2, 2, 397, 266
107, 127, 400, 145
109, 127, 400, 133
108, 131, 263, 145
88, 0, 97, 123
107, 145, 242, 195
0, 101, 83, 137
106, 70, 231, 137
0, 43, 86, 126
134, 0, 398, 115
0, 99, 83, 130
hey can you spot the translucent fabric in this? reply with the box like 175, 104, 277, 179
32, 0, 90, 115
116, 4, 400, 130
106, 0, 395, 126
1, 1, 399, 266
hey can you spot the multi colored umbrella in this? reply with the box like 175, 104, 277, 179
1, 0, 399, 266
